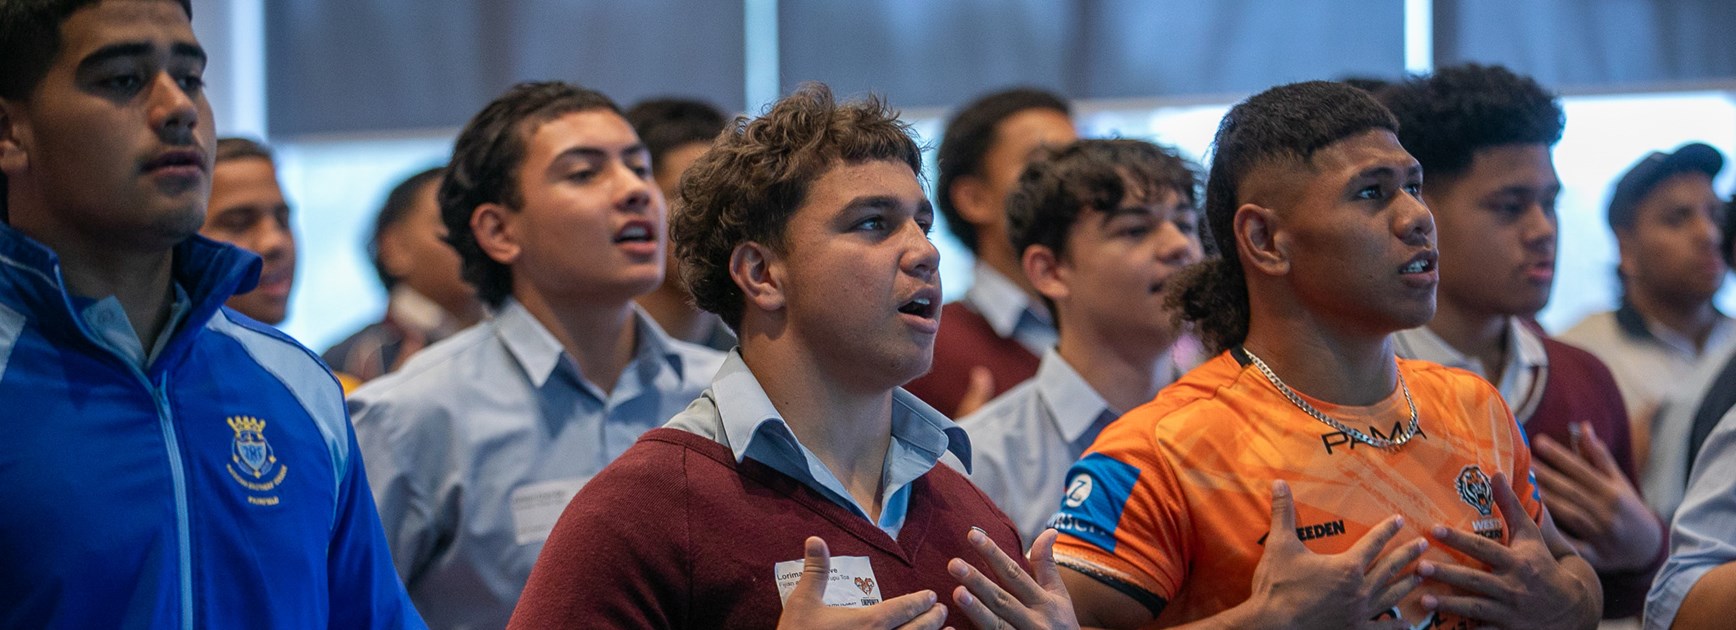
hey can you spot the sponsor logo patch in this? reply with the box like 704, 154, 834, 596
1048, 453, 1142, 552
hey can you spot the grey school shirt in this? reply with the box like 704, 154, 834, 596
349, 300, 723, 630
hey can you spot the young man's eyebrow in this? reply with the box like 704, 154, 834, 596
846, 195, 905, 212
78, 41, 207, 69
1493, 183, 1562, 198
843, 195, 932, 218
171, 42, 207, 65
1354, 164, 1423, 180
549, 143, 649, 164
1102, 204, 1156, 220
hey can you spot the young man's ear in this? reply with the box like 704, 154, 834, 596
1022, 243, 1069, 304
1235, 202, 1290, 277
949, 175, 998, 229
1613, 228, 1638, 280
470, 202, 521, 265
0, 99, 30, 177
377, 226, 411, 281
729, 241, 785, 315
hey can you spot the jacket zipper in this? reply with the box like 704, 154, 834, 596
141, 369, 195, 630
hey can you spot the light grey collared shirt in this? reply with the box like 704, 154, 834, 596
665, 351, 972, 538
1393, 317, 1549, 424
955, 348, 1174, 546
1646, 404, 1736, 630
1561, 309, 1733, 425
963, 262, 1056, 356
1646, 339, 1736, 520
349, 300, 723, 630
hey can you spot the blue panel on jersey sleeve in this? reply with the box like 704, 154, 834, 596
1047, 453, 1142, 553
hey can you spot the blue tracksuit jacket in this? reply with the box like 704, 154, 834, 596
0, 224, 424, 629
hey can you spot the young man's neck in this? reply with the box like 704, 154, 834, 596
1243, 302, 1399, 406
1425, 299, 1512, 384
738, 328, 895, 521
439, 296, 486, 330
635, 282, 715, 345
1628, 285, 1723, 351
514, 287, 638, 394
975, 232, 1044, 302
15, 214, 179, 352
1055, 323, 1175, 414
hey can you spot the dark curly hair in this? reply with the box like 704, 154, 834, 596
1, 0, 193, 222
1006, 138, 1200, 325
672, 83, 921, 332
439, 81, 621, 308
1169, 81, 1398, 353
1377, 63, 1563, 183
935, 87, 1070, 255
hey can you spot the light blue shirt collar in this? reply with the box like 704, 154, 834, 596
494, 299, 688, 390
706, 351, 971, 536
1032, 348, 1117, 445
79, 282, 192, 369
963, 262, 1051, 339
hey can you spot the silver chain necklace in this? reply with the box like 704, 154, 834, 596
1243, 347, 1420, 450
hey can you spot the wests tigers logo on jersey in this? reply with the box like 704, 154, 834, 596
1455, 465, 1494, 516
1455, 465, 1506, 541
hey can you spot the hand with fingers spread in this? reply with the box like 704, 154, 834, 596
1529, 422, 1663, 572
947, 527, 1077, 630
1420, 473, 1601, 629
1237, 480, 1430, 630
777, 537, 950, 630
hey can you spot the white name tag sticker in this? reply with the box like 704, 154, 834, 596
774, 554, 883, 608
508, 477, 588, 546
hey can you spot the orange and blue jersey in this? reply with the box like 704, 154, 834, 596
1052, 350, 1541, 628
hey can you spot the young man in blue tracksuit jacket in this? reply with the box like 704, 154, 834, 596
0, 0, 422, 627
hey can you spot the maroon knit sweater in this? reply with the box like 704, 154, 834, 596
905, 303, 1041, 418
509, 428, 1027, 629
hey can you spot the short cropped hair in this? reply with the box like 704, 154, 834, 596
624, 98, 728, 181
0, 0, 193, 222
215, 137, 273, 165
1379, 63, 1563, 182
935, 87, 1070, 255
440, 81, 622, 308
672, 83, 921, 332
368, 166, 445, 290
0, 0, 191, 100
1169, 81, 1399, 353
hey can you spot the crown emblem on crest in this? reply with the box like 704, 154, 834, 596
227, 415, 267, 435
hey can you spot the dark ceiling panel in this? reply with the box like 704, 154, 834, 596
1077, 0, 1407, 99
1435, 0, 1736, 91
777, 0, 1077, 111
267, 0, 745, 136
